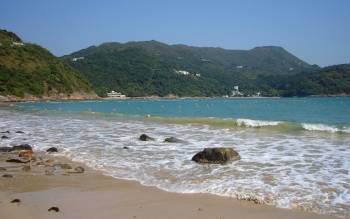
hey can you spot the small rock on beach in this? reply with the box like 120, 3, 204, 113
10, 199, 21, 203
48, 206, 60, 212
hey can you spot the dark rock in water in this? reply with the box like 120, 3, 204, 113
191, 148, 240, 164
164, 137, 184, 143
1, 135, 9, 139
139, 134, 154, 141
0, 167, 7, 171
0, 147, 12, 152
48, 207, 60, 212
6, 158, 30, 163
15, 131, 24, 134
54, 163, 72, 169
123, 146, 129, 149
11, 144, 32, 151
46, 147, 58, 153
10, 199, 21, 203
2, 174, 13, 178
22, 165, 31, 172
0, 131, 10, 134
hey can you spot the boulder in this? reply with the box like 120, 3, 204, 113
164, 137, 184, 143
2, 174, 13, 178
139, 134, 154, 141
11, 144, 32, 151
0, 131, 10, 134
46, 147, 58, 153
191, 148, 240, 164
15, 131, 24, 134
123, 146, 129, 149
1, 135, 9, 139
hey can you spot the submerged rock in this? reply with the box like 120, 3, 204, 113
191, 148, 240, 164
1, 135, 9, 139
11, 144, 32, 151
123, 146, 129, 149
164, 137, 184, 143
0, 167, 7, 171
46, 147, 58, 153
0, 131, 10, 134
15, 131, 24, 134
139, 134, 155, 141
2, 174, 13, 178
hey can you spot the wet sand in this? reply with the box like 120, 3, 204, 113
0, 149, 341, 219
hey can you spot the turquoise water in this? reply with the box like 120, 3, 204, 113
17, 97, 350, 131
2, 97, 350, 216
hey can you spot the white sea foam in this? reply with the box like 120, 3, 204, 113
302, 123, 350, 133
1, 109, 350, 217
236, 118, 281, 127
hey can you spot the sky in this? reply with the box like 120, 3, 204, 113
0, 0, 349, 66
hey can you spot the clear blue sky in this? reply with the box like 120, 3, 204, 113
1, 0, 349, 66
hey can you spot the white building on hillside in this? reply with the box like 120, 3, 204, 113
72, 57, 85, 62
231, 86, 243, 96
106, 91, 127, 99
11, 42, 24, 47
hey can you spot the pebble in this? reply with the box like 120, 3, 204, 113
48, 207, 60, 212
10, 199, 21, 203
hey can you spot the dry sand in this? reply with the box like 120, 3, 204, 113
0, 151, 340, 219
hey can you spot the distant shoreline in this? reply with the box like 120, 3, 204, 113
1, 94, 350, 104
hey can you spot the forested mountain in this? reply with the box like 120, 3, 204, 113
63, 41, 318, 97
1, 28, 347, 99
256, 63, 350, 96
0, 29, 96, 101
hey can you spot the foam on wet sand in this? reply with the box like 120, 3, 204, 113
0, 151, 341, 219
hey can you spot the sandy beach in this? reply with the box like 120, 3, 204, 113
0, 149, 340, 219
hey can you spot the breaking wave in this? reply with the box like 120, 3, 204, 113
147, 116, 350, 134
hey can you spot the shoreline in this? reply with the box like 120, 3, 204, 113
2, 95, 350, 105
0, 148, 342, 219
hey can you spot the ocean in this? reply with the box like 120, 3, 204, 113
1, 97, 349, 217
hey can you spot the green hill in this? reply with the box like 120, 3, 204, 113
63, 40, 318, 97
256, 63, 350, 96
0, 29, 96, 101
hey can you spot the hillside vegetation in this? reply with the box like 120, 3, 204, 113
63, 41, 318, 97
0, 29, 95, 100
257, 64, 350, 96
